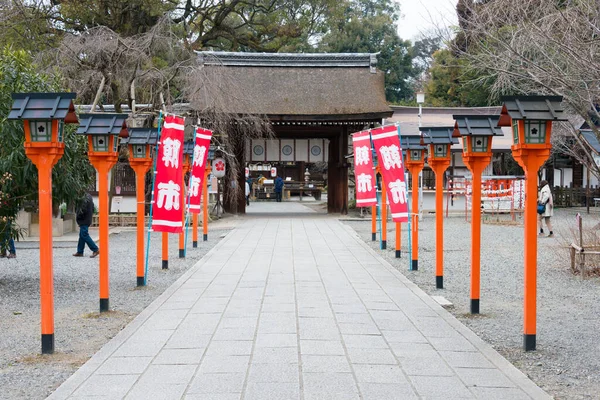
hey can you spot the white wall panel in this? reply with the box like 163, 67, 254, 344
266, 139, 280, 161
251, 139, 266, 162
280, 139, 295, 161
296, 139, 308, 162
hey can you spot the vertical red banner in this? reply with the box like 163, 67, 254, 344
188, 127, 212, 214
151, 115, 185, 233
371, 125, 409, 222
352, 131, 377, 207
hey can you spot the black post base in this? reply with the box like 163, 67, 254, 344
41, 333, 54, 354
137, 276, 145, 287
436, 276, 443, 289
381, 240, 387, 250
471, 299, 480, 314
524, 334, 536, 351
371, 233, 376, 241
179, 249, 185, 258
162, 260, 168, 270
412, 260, 418, 271
395, 250, 401, 258
203, 234, 208, 241
193, 241, 198, 248
100, 298, 109, 312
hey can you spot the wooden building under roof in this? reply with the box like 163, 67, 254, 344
194, 51, 393, 214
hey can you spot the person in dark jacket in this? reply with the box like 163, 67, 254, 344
274, 176, 284, 202
73, 193, 99, 258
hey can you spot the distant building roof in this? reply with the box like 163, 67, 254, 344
193, 51, 392, 123
419, 126, 459, 145
77, 113, 128, 137
8, 92, 78, 123
580, 129, 600, 154
400, 135, 427, 150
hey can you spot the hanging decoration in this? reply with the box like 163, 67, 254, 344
188, 127, 213, 214
352, 130, 377, 207
151, 114, 185, 233
371, 125, 409, 222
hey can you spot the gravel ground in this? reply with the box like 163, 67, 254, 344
0, 226, 230, 400
344, 208, 600, 400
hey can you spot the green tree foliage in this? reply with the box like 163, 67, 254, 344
0, 47, 95, 222
424, 49, 495, 107
318, 0, 415, 103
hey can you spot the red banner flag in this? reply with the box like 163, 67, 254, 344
352, 131, 377, 207
188, 127, 212, 214
371, 125, 409, 222
151, 115, 185, 233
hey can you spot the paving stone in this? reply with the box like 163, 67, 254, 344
300, 340, 346, 355
359, 383, 418, 400
346, 348, 397, 365
252, 347, 299, 364
247, 363, 299, 383
255, 333, 298, 348
113, 329, 173, 357
125, 383, 187, 399
72, 374, 138, 398
409, 375, 475, 399
342, 334, 388, 349
244, 382, 300, 400
205, 341, 254, 356
95, 357, 152, 375
184, 393, 242, 400
186, 372, 246, 394
440, 351, 496, 369
165, 331, 212, 349
302, 372, 359, 400
353, 364, 408, 384
301, 355, 352, 373
469, 387, 532, 399
455, 367, 516, 388
153, 348, 205, 365
139, 364, 197, 384
198, 355, 250, 374
428, 336, 478, 352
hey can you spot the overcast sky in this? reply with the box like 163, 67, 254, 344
394, 0, 458, 41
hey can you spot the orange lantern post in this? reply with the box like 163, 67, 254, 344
123, 128, 157, 286
420, 126, 457, 289
402, 136, 427, 270
371, 205, 377, 241
179, 145, 192, 258
498, 96, 566, 351
8, 93, 78, 354
77, 113, 129, 312
453, 115, 504, 314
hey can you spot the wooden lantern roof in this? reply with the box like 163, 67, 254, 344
498, 95, 567, 127
77, 113, 129, 138
121, 128, 158, 145
418, 126, 458, 145
400, 135, 427, 150
452, 115, 504, 138
8, 92, 78, 124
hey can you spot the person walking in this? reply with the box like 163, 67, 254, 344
0, 221, 16, 258
274, 175, 284, 202
538, 180, 554, 237
245, 179, 251, 206
73, 193, 100, 258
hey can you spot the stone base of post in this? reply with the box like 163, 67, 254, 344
100, 298, 109, 312
41, 334, 54, 354
471, 299, 480, 314
436, 276, 443, 289
137, 277, 145, 287
203, 234, 208, 241
524, 334, 536, 351
179, 249, 185, 258
162, 260, 168, 269
372, 233, 376, 241
412, 260, 418, 271
395, 250, 401, 258
193, 241, 198, 248
381, 240, 386, 250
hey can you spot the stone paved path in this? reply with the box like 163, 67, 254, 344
49, 213, 550, 399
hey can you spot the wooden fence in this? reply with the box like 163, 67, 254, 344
552, 186, 600, 208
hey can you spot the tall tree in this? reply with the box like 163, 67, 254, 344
317, 0, 416, 103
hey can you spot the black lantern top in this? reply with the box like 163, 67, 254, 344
419, 126, 458, 145
183, 140, 195, 156
497, 95, 567, 126
8, 92, 78, 124
121, 128, 158, 145
452, 115, 504, 138
76, 113, 129, 137
401, 135, 427, 150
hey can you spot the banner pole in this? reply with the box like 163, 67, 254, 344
144, 112, 163, 285
397, 125, 413, 271
183, 138, 197, 258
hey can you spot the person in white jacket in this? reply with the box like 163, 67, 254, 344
538, 180, 554, 237
245, 180, 251, 206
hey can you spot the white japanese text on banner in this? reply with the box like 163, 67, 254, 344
152, 114, 185, 233
352, 130, 377, 207
371, 125, 409, 222
188, 127, 212, 214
